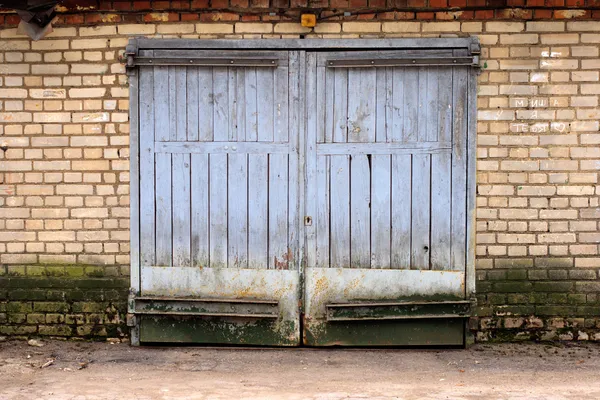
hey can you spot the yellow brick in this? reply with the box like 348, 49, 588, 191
342, 22, 381, 33
196, 24, 234, 34
381, 22, 420, 33
235, 23, 273, 34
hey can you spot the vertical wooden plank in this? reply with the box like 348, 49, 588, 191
350, 155, 371, 268
375, 68, 389, 143
198, 67, 214, 141
268, 154, 289, 269
191, 153, 209, 267
417, 67, 428, 142
286, 54, 299, 271
155, 153, 172, 266
169, 66, 187, 141
209, 153, 228, 267
371, 155, 391, 269
324, 67, 334, 144
228, 154, 248, 268
172, 154, 191, 267
228, 68, 238, 141
139, 67, 155, 267
431, 66, 453, 271
257, 67, 274, 142
153, 66, 169, 142
129, 65, 140, 290
390, 67, 404, 143
451, 67, 468, 272
466, 67, 478, 294
347, 69, 376, 143
235, 68, 246, 142
411, 154, 431, 270
315, 156, 330, 268
248, 154, 268, 269
213, 67, 229, 142
430, 152, 452, 270
187, 67, 199, 141
295, 50, 305, 276
275, 65, 289, 142
245, 68, 258, 141
402, 68, 418, 143
330, 155, 350, 268
333, 68, 348, 143
305, 52, 319, 269
391, 154, 411, 269
427, 67, 439, 142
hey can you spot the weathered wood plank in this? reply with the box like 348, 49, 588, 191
228, 68, 237, 141
333, 69, 348, 143
198, 67, 214, 141
228, 153, 248, 268
350, 154, 371, 268
431, 152, 452, 270
391, 154, 411, 269
417, 67, 428, 142
191, 153, 209, 267
154, 66, 169, 141
268, 154, 289, 269
209, 153, 228, 267
212, 67, 229, 142
186, 67, 199, 141
411, 154, 431, 270
285, 54, 299, 271
466, 67, 478, 293
305, 52, 319, 269
275, 65, 289, 143
235, 68, 246, 142
248, 154, 268, 269
245, 68, 258, 141
371, 155, 391, 269
139, 67, 155, 266
402, 68, 418, 143
330, 155, 350, 268
155, 153, 172, 266
172, 153, 191, 267
317, 142, 451, 155
426, 67, 439, 142
375, 68, 390, 143
129, 65, 140, 291
324, 68, 334, 144
347, 68, 376, 143
257, 67, 274, 142
315, 156, 330, 268
155, 141, 289, 154
451, 66, 468, 271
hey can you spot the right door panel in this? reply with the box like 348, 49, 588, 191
303, 51, 472, 346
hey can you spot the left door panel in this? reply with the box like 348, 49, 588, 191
133, 50, 301, 345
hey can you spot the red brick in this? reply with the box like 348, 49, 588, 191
113, 1, 132, 10
5, 14, 20, 25
416, 11, 434, 19
199, 11, 239, 21
98, 0, 112, 10
545, 0, 565, 5
181, 13, 201, 20
261, 14, 282, 21
250, 0, 270, 6
474, 9, 494, 19
377, 11, 396, 19
407, 0, 425, 5
122, 14, 141, 23
429, 0, 448, 6
566, 0, 584, 5
507, 0, 525, 4
64, 14, 85, 24
369, 0, 386, 6
487, 0, 507, 6
448, 0, 467, 6
457, 10, 474, 19
152, 1, 171, 9
171, 0, 191, 8
592, 10, 600, 19
554, 9, 591, 18
271, 0, 290, 6
331, 0, 350, 6
533, 9, 553, 18
191, 0, 211, 7
387, 0, 408, 6
350, 0, 368, 6
358, 13, 377, 19
132, 1, 152, 9
290, 0, 308, 6
396, 11, 415, 19
526, 0, 544, 5
241, 15, 261, 21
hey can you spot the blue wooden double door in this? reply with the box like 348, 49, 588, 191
132, 47, 474, 346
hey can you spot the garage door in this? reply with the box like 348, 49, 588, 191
127, 39, 478, 346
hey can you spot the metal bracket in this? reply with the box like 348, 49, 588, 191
131, 296, 280, 319
127, 56, 279, 68
326, 57, 476, 68
124, 38, 138, 71
326, 300, 474, 322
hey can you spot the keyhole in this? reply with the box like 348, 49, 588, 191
423, 246, 429, 252
304, 216, 312, 226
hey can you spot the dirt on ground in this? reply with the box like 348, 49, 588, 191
1, 339, 599, 399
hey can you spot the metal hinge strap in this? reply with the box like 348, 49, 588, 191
326, 56, 477, 68
128, 57, 279, 68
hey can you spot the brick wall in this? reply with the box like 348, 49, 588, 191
1, 7, 600, 341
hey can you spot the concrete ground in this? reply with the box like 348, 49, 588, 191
1, 340, 599, 400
